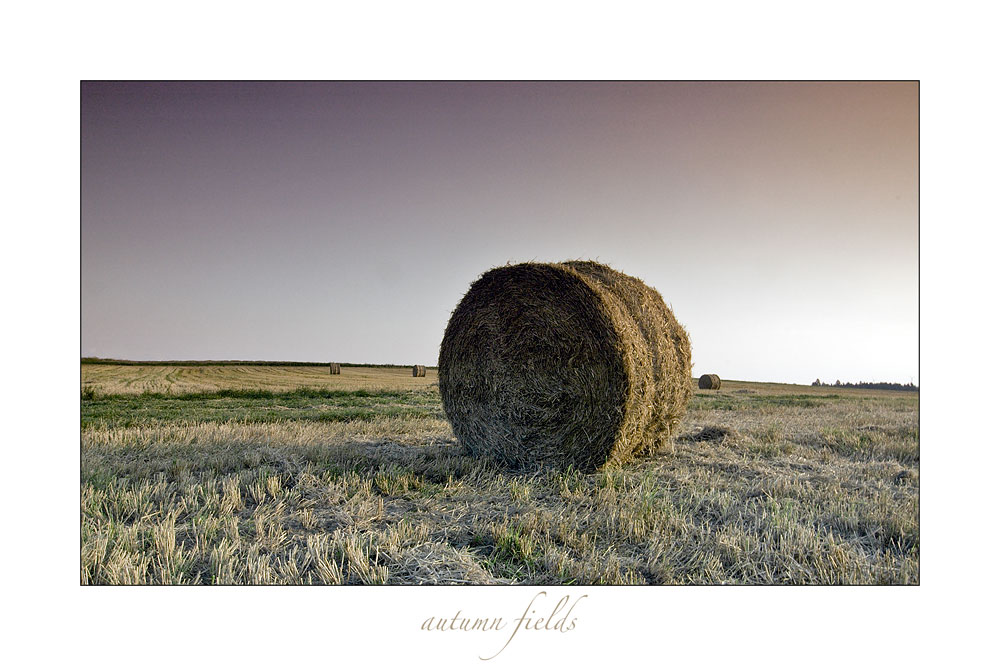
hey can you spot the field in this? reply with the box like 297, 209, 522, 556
81, 364, 919, 584
81, 363, 439, 394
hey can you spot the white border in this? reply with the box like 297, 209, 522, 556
6, 1, 999, 663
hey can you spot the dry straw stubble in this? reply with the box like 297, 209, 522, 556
438, 261, 692, 471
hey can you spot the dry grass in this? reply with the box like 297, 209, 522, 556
81, 364, 438, 395
81, 365, 918, 585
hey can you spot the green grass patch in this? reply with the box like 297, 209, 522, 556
482, 524, 540, 579
81, 388, 443, 428
691, 393, 849, 412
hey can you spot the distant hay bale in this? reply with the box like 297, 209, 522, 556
438, 260, 692, 471
330, 363, 341, 375
698, 374, 721, 390
412, 365, 426, 377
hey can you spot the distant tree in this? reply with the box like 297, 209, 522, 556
805, 377, 916, 392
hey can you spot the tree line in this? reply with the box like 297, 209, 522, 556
811, 379, 918, 392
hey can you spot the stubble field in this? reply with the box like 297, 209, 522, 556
81, 364, 918, 585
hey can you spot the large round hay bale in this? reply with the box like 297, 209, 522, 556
330, 363, 341, 375
698, 373, 721, 390
438, 260, 692, 471
412, 364, 426, 377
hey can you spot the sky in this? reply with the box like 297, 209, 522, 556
81, 81, 918, 385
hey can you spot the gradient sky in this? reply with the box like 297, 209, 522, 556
81, 81, 917, 385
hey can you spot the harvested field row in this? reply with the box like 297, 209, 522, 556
81, 400, 918, 584
82, 364, 439, 395
80, 364, 918, 584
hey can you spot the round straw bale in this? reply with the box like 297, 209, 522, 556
413, 365, 426, 377
330, 363, 341, 375
698, 373, 721, 390
438, 261, 692, 471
